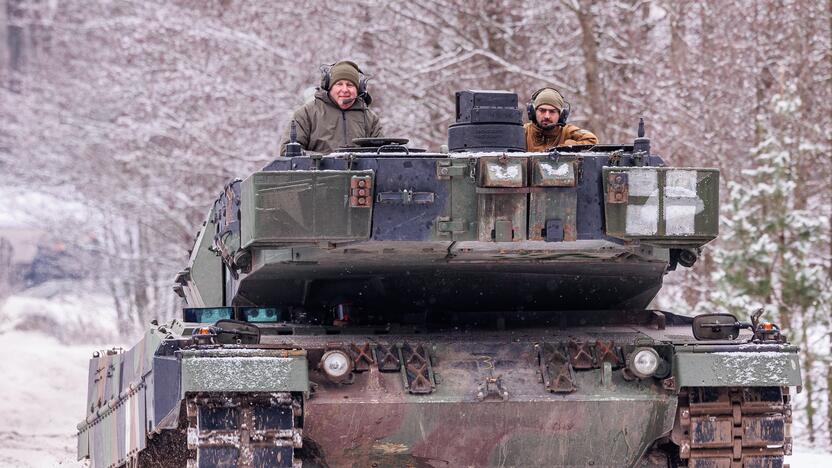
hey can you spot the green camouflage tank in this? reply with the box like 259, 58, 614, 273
77, 90, 800, 468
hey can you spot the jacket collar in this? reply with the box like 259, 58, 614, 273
529, 123, 563, 147
531, 122, 562, 137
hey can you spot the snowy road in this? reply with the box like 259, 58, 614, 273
0, 331, 90, 467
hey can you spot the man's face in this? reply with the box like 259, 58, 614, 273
329, 79, 358, 110
535, 104, 560, 127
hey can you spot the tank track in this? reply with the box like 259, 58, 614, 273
674, 386, 792, 468
185, 392, 302, 468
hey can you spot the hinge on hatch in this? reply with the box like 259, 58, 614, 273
436, 216, 467, 234
436, 160, 466, 179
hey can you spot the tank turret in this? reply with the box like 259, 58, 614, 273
189, 91, 719, 323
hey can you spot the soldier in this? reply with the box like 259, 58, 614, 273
525, 87, 598, 152
280, 60, 383, 155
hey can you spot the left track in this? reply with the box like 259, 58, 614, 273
185, 392, 302, 468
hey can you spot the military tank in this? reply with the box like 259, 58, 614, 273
77, 90, 801, 468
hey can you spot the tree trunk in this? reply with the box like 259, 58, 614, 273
5, 0, 24, 90
0, 0, 7, 80
667, 1, 686, 77
0, 237, 13, 300
752, 2, 774, 148
133, 223, 151, 332
801, 316, 816, 444
828, 328, 832, 447
828, 0, 832, 444
575, 0, 604, 137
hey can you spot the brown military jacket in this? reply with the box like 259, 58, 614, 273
280, 89, 383, 155
524, 122, 598, 152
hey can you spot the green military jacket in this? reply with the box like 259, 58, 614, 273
280, 89, 383, 155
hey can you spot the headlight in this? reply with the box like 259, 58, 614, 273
320, 350, 352, 381
628, 347, 660, 378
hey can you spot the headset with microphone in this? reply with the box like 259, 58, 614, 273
526, 87, 570, 128
320, 62, 372, 106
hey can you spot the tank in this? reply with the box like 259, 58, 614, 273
77, 90, 801, 468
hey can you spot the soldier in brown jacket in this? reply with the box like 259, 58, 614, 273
280, 60, 383, 155
524, 87, 598, 152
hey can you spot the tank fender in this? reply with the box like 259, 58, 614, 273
178, 348, 309, 394
150, 348, 309, 429
672, 346, 801, 388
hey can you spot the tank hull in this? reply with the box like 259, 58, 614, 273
77, 317, 800, 467
301, 336, 675, 467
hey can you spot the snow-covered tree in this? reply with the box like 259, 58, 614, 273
704, 88, 831, 446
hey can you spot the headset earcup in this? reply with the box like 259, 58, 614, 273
320, 74, 328, 91
527, 102, 536, 125
558, 103, 570, 126
358, 77, 366, 96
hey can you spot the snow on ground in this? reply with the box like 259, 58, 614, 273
0, 331, 94, 467
0, 286, 117, 467
787, 447, 832, 467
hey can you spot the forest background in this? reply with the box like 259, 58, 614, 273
1, 0, 830, 452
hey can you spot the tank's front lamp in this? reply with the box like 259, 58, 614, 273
628, 347, 660, 379
320, 350, 353, 381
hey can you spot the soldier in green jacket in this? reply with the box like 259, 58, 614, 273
280, 60, 383, 155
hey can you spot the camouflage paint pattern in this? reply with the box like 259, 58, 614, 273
77, 327, 163, 465
300, 337, 677, 466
